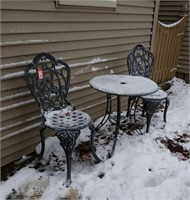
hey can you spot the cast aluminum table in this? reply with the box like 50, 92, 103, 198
89, 74, 158, 156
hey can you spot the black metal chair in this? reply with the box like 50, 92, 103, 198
127, 44, 170, 133
24, 53, 101, 186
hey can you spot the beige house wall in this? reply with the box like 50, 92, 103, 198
1, 0, 155, 166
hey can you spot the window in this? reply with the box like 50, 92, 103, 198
56, 0, 117, 10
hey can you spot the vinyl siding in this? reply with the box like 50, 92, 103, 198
158, 0, 189, 82
1, 0, 155, 166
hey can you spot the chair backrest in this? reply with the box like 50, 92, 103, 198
24, 53, 71, 114
127, 44, 154, 78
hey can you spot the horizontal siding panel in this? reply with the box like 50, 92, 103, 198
180, 50, 189, 56
2, 35, 150, 58
2, 10, 153, 22
1, 110, 40, 129
72, 91, 106, 109
180, 37, 189, 44
180, 46, 189, 51
1, 103, 39, 122
178, 59, 189, 65
1, 116, 41, 138
182, 40, 189, 46
159, 11, 182, 16
1, 1, 57, 11
118, 1, 154, 8
83, 96, 127, 121
72, 64, 127, 86
1, 22, 152, 34
1, 29, 151, 44
158, 16, 180, 22
69, 87, 104, 103
1, 128, 40, 150
2, 145, 37, 166
1, 77, 26, 91
1, 57, 129, 90
71, 64, 127, 85
159, 7, 183, 11
1, 129, 52, 166
177, 66, 189, 74
180, 50, 189, 57
1, 41, 150, 66
160, 1, 189, 6
179, 55, 189, 61
184, 33, 189, 39
1, 87, 29, 100
1, 95, 32, 108
117, 5, 153, 14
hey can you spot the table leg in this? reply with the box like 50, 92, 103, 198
111, 95, 120, 156
95, 94, 112, 131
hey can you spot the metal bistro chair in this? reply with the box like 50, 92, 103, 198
24, 53, 101, 186
127, 44, 170, 133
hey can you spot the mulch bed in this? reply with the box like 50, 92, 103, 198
158, 133, 190, 160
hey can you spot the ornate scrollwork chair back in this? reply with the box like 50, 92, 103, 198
127, 44, 154, 78
24, 53, 101, 187
127, 45, 169, 133
25, 53, 72, 114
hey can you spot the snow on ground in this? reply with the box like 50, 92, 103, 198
1, 77, 190, 200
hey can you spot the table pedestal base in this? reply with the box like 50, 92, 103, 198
95, 95, 142, 157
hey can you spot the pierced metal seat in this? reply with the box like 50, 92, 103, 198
127, 44, 169, 133
24, 53, 101, 186
44, 109, 92, 130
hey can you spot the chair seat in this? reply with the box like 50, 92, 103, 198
44, 109, 92, 130
141, 89, 167, 101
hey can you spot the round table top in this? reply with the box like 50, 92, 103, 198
89, 75, 158, 96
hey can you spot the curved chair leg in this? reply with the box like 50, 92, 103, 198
131, 97, 140, 124
146, 114, 152, 133
38, 123, 46, 160
144, 100, 160, 133
89, 124, 102, 163
126, 97, 132, 117
142, 102, 146, 117
163, 97, 170, 122
56, 130, 80, 187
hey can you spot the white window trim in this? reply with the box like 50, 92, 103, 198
57, 0, 117, 9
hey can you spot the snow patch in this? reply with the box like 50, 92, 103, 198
0, 39, 49, 46
158, 17, 185, 28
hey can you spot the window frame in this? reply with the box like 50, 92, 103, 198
56, 0, 117, 11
